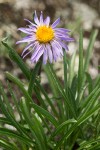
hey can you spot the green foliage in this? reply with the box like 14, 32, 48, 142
0, 30, 100, 150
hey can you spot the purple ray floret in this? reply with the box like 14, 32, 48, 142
16, 11, 74, 64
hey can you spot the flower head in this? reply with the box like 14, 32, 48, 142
16, 11, 74, 64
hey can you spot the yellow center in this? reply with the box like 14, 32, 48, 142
36, 26, 54, 43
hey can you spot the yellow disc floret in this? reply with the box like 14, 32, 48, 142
36, 26, 54, 43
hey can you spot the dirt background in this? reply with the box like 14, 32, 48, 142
0, 0, 100, 87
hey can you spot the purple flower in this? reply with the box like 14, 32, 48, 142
16, 11, 74, 64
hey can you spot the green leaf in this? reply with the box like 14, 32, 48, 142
78, 29, 83, 100
0, 81, 14, 117
0, 95, 29, 138
45, 63, 77, 118
2, 41, 58, 118
77, 30, 98, 103
0, 117, 13, 125
68, 50, 76, 87
55, 104, 100, 149
78, 137, 100, 150
51, 119, 77, 138
30, 102, 58, 127
82, 88, 100, 115
63, 50, 68, 94
7, 81, 23, 121
80, 83, 100, 111
94, 74, 100, 87
43, 64, 59, 97
2, 41, 30, 80
68, 88, 77, 115
6, 72, 58, 127
33, 85, 47, 110
0, 138, 18, 150
86, 72, 93, 93
80, 29, 98, 90
28, 61, 42, 96
84, 30, 98, 73
5, 72, 32, 108
0, 128, 33, 146
35, 80, 58, 118
44, 63, 65, 120
88, 143, 100, 150
63, 50, 69, 120
20, 98, 47, 150
71, 75, 78, 97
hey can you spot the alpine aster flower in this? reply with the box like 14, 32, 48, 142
16, 11, 73, 64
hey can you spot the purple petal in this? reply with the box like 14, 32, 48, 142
34, 11, 40, 25
54, 28, 71, 32
44, 16, 50, 26
59, 37, 74, 41
35, 48, 44, 62
24, 19, 37, 27
31, 44, 42, 60
32, 45, 44, 63
55, 34, 74, 42
55, 34, 70, 41
52, 48, 58, 62
22, 41, 39, 58
28, 27, 37, 32
55, 32, 69, 37
18, 28, 34, 34
16, 35, 36, 44
57, 40, 69, 51
43, 46, 48, 64
22, 50, 32, 58
51, 41, 61, 61
28, 25, 37, 29
21, 42, 34, 56
46, 44, 53, 63
40, 11, 43, 25
55, 33, 69, 38
51, 18, 60, 29
53, 40, 63, 56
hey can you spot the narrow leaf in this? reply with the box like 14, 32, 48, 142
51, 119, 77, 138
2, 41, 30, 80
28, 61, 41, 96
78, 29, 83, 98
55, 104, 100, 149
